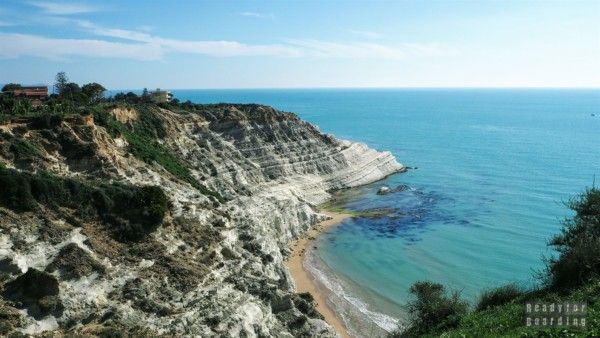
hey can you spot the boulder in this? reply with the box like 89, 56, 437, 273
377, 186, 391, 195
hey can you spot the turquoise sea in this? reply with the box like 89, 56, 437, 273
171, 89, 599, 334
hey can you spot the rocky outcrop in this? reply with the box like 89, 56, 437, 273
0, 103, 403, 337
45, 243, 106, 280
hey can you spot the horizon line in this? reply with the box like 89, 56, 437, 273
106, 86, 600, 91
3, 83, 599, 91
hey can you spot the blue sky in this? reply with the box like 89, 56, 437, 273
0, 0, 599, 89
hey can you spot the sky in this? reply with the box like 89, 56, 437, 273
0, 0, 599, 89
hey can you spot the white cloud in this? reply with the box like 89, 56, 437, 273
83, 24, 301, 57
0, 20, 457, 61
285, 39, 456, 59
28, 1, 97, 15
84, 22, 456, 59
286, 39, 401, 58
239, 12, 273, 19
0, 33, 162, 60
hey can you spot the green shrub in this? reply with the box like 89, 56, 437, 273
475, 284, 525, 311
108, 185, 169, 241
0, 169, 37, 211
547, 187, 600, 290
91, 105, 122, 137
132, 105, 167, 138
28, 114, 64, 129
395, 281, 468, 337
1, 131, 43, 164
57, 132, 95, 160
0, 168, 169, 241
9, 138, 42, 160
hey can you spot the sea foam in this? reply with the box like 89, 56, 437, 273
304, 245, 402, 337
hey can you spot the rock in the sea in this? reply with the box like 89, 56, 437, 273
377, 186, 391, 195
393, 184, 410, 192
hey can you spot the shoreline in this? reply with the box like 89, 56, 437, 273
286, 210, 353, 338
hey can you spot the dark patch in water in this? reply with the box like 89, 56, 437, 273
330, 183, 481, 244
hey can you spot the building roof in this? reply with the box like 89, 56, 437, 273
10, 86, 48, 97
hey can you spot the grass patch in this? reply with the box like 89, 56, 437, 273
392, 282, 600, 337
1, 131, 44, 165
8, 138, 42, 159
432, 281, 600, 337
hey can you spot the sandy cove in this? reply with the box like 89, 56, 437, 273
286, 211, 353, 338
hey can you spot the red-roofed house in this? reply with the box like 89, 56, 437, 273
10, 86, 48, 98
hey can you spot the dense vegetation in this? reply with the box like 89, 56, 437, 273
547, 187, 600, 291
475, 283, 525, 312
1, 72, 224, 202
1, 73, 106, 121
0, 167, 169, 241
392, 187, 600, 337
400, 282, 468, 337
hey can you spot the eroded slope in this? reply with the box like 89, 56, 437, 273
0, 103, 403, 337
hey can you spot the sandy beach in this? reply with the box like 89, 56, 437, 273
286, 211, 353, 338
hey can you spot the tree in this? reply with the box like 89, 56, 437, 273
61, 82, 82, 101
141, 88, 151, 103
125, 92, 139, 103
81, 83, 106, 103
113, 92, 139, 103
546, 186, 600, 290
393, 281, 468, 337
0, 93, 16, 112
54, 72, 68, 95
2, 83, 22, 92
113, 92, 126, 101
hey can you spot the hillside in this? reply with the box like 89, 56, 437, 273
0, 102, 403, 336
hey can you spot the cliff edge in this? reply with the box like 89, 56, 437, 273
0, 103, 403, 337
